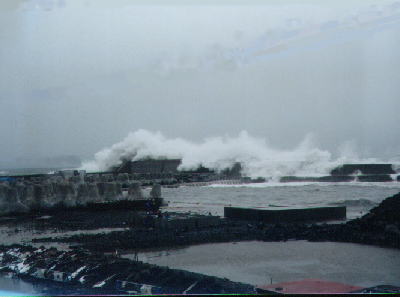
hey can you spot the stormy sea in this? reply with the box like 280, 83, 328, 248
163, 182, 400, 219
1, 130, 400, 294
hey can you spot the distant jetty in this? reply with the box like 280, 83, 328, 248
281, 163, 398, 183
113, 160, 399, 183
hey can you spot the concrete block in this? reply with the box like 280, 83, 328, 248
32, 184, 44, 208
128, 182, 143, 200
100, 174, 115, 182
150, 184, 161, 199
76, 184, 90, 205
85, 174, 99, 183
99, 182, 119, 201
117, 173, 130, 182
69, 176, 82, 183
87, 183, 100, 202
224, 206, 346, 223
55, 182, 77, 208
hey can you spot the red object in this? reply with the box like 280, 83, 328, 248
258, 279, 364, 294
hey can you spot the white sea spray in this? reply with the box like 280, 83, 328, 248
80, 129, 384, 179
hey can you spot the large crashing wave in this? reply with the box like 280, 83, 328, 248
80, 129, 380, 179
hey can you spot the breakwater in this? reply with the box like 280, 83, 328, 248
0, 172, 159, 216
1, 163, 398, 217
280, 163, 399, 182
113, 160, 400, 183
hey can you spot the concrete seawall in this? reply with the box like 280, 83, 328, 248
0, 178, 146, 216
224, 206, 346, 223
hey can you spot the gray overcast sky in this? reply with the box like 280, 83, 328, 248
1, 0, 400, 167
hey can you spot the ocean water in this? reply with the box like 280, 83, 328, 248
0, 168, 65, 176
162, 182, 400, 219
130, 240, 400, 288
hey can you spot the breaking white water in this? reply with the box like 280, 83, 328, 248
80, 129, 395, 179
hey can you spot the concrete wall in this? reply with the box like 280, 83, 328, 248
224, 206, 346, 223
0, 180, 146, 216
